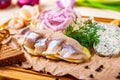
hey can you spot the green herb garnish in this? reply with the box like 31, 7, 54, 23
65, 19, 100, 50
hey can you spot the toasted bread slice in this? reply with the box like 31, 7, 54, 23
0, 29, 10, 42
0, 45, 26, 66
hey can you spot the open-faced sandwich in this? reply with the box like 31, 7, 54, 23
0, 0, 120, 80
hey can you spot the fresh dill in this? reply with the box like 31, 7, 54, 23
65, 19, 100, 50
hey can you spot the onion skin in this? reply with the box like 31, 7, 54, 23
8, 17, 24, 30
56, 0, 75, 8
17, 0, 39, 7
30, 0, 39, 6
19, 5, 40, 21
0, 0, 11, 9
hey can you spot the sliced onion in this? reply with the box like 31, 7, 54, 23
39, 8, 77, 31
56, 0, 75, 8
17, 0, 39, 7
8, 17, 24, 30
19, 5, 40, 21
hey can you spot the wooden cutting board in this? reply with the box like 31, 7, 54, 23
0, 17, 119, 80
0, 66, 75, 80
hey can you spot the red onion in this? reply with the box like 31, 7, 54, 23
17, 0, 39, 7
0, 0, 11, 9
56, 0, 75, 8
39, 8, 77, 31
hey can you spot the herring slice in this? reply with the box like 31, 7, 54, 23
43, 39, 63, 54
43, 39, 64, 60
17, 27, 91, 63
24, 32, 41, 49
34, 38, 47, 56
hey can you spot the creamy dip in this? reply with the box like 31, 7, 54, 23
94, 23, 120, 56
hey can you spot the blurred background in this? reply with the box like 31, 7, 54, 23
76, 0, 120, 12
0, 0, 120, 25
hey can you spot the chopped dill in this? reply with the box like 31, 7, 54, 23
65, 19, 100, 50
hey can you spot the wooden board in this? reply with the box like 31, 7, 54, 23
0, 17, 119, 80
0, 66, 75, 80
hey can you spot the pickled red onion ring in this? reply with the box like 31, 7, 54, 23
39, 8, 77, 31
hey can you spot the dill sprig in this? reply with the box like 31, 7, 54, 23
65, 19, 100, 50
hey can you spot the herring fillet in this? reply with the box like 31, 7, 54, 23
15, 27, 90, 63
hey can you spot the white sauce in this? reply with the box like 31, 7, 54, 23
94, 23, 120, 56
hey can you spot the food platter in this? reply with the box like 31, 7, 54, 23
0, 16, 119, 80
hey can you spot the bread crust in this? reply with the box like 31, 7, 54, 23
0, 45, 26, 66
